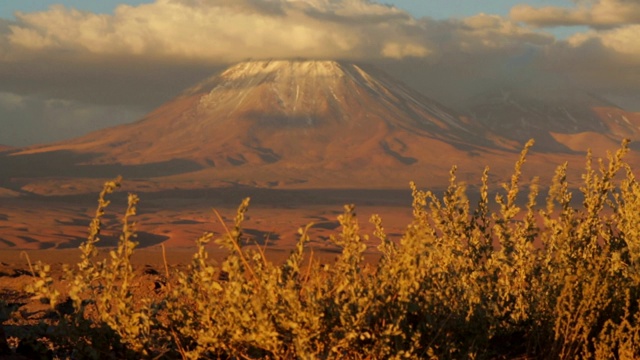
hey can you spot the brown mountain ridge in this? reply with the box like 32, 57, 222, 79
3, 60, 638, 191
467, 89, 640, 154
10, 60, 532, 189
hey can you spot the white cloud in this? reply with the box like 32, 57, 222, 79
510, 0, 640, 28
568, 24, 640, 56
381, 42, 429, 59
5, 0, 432, 61
1, 0, 556, 64
456, 14, 553, 50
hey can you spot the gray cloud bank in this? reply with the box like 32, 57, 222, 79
0, 0, 638, 146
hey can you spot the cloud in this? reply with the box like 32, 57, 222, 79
0, 0, 551, 65
541, 25, 640, 97
0, 91, 25, 110
456, 14, 553, 51
381, 42, 429, 59
0, 0, 638, 146
510, 0, 640, 28
0, 92, 144, 146
505, 0, 640, 106
568, 24, 640, 56
4, 0, 428, 62
0, 1, 551, 105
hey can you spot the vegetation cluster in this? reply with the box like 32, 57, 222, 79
5, 140, 640, 359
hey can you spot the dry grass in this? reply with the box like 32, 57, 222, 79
7, 139, 640, 359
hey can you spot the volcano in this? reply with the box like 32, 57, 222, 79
2, 61, 638, 250
14, 60, 527, 188
23, 60, 502, 165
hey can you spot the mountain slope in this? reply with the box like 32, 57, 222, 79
14, 61, 632, 190
20, 61, 505, 168
467, 89, 640, 153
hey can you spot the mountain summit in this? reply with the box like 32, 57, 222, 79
15, 60, 572, 188
22, 60, 503, 170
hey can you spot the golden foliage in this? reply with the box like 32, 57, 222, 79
23, 140, 640, 359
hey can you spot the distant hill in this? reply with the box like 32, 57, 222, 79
466, 89, 640, 153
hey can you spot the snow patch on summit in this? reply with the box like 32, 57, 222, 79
220, 60, 346, 81
189, 59, 488, 144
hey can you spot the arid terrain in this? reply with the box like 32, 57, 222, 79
0, 59, 640, 357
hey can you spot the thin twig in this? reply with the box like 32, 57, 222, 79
20, 251, 35, 277
255, 232, 269, 268
162, 243, 170, 279
213, 208, 257, 281
300, 249, 315, 297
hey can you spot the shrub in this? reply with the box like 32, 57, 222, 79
24, 140, 640, 359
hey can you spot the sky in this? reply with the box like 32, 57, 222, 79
0, 0, 639, 146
